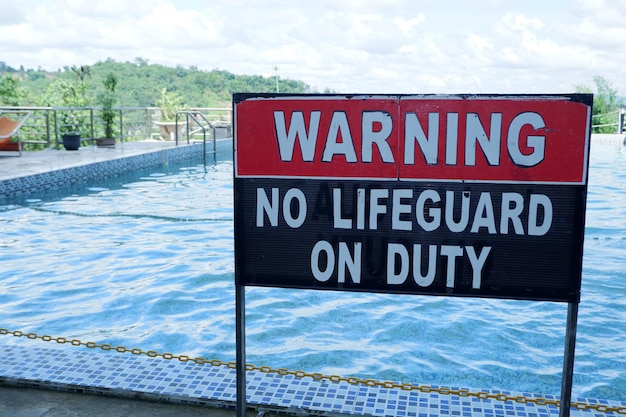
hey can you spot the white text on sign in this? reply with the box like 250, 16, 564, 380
274, 110, 546, 167
256, 186, 553, 289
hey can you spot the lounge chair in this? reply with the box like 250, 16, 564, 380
0, 110, 31, 156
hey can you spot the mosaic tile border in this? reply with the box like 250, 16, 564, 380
0, 143, 203, 198
0, 343, 623, 417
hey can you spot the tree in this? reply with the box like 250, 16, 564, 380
576, 76, 621, 133
2, 57, 316, 108
70, 65, 92, 106
98, 72, 118, 138
0, 74, 21, 105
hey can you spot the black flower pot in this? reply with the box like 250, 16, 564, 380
62, 133, 81, 151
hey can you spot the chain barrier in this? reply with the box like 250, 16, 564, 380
1, 328, 624, 414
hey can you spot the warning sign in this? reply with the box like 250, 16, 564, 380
233, 94, 592, 303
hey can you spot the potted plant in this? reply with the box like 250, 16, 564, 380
49, 65, 91, 150
95, 72, 118, 147
56, 79, 85, 150
154, 87, 185, 141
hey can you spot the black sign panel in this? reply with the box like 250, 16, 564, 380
235, 178, 585, 302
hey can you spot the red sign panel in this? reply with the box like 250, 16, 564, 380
234, 94, 592, 302
235, 95, 589, 183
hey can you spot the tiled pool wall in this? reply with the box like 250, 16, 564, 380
0, 142, 203, 198
1, 135, 626, 416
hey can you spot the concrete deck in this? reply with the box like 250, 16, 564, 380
0, 384, 249, 417
0, 140, 208, 198
0, 140, 188, 181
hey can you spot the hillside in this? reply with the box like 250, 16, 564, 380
0, 58, 319, 108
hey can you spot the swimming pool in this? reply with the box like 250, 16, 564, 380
0, 138, 624, 402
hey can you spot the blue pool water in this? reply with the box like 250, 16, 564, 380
0, 138, 625, 401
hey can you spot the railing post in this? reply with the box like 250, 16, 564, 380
145, 108, 150, 140
186, 112, 191, 144
175, 112, 179, 145
89, 107, 94, 143
45, 109, 51, 149
118, 109, 123, 143
618, 108, 624, 134
53, 109, 59, 149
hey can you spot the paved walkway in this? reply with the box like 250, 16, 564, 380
0, 140, 183, 181
0, 385, 252, 417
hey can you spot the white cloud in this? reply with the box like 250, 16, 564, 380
501, 12, 544, 32
395, 15, 425, 36
0, 1, 25, 25
564, 0, 626, 51
0, 0, 624, 95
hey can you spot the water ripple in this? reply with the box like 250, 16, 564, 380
1, 143, 625, 401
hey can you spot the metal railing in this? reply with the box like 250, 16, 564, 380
0, 109, 33, 156
591, 108, 625, 134
0, 106, 53, 149
3, 105, 623, 144
150, 107, 232, 141
175, 111, 218, 165
0, 106, 232, 151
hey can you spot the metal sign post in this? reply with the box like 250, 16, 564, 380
560, 302, 580, 417
235, 283, 246, 417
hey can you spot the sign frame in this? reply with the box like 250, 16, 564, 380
233, 93, 593, 417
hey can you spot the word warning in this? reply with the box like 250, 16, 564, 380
233, 94, 592, 302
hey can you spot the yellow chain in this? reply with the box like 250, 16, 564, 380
1, 328, 624, 414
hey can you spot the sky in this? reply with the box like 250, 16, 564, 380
1, 0, 625, 95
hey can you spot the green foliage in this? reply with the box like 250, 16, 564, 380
0, 71, 48, 149
155, 87, 183, 122
0, 74, 21, 105
576, 75, 621, 133
0, 74, 38, 105
70, 65, 92, 106
44, 65, 93, 134
98, 72, 118, 138
0, 58, 313, 108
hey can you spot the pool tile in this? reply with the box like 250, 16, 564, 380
0, 343, 624, 416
